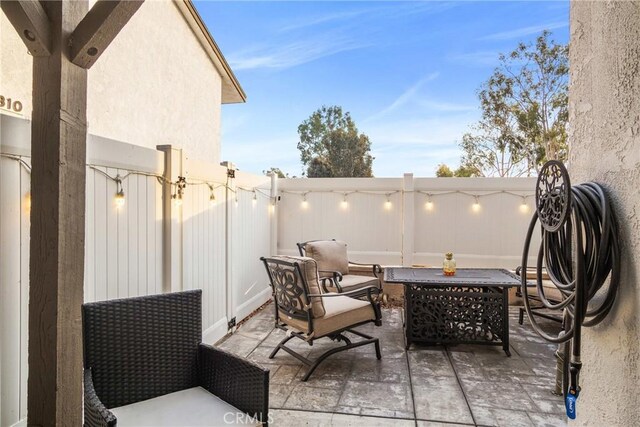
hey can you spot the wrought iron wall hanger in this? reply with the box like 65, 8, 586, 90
520, 160, 620, 420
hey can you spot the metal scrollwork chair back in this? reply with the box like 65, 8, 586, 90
260, 255, 382, 381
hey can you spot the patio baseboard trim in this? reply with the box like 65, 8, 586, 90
203, 317, 228, 345
234, 287, 272, 324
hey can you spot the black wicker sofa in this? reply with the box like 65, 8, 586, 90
82, 289, 269, 426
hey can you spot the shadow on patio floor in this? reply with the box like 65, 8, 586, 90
217, 304, 566, 427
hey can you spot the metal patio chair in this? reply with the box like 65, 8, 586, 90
82, 290, 269, 426
261, 255, 382, 381
297, 239, 382, 299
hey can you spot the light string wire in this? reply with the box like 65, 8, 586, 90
1, 153, 32, 172
280, 188, 534, 202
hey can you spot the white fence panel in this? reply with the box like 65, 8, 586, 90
84, 136, 164, 302
277, 178, 403, 265
182, 159, 229, 344
231, 171, 273, 323
413, 178, 540, 268
0, 153, 30, 427
278, 176, 541, 269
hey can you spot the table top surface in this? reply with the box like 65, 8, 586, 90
384, 267, 522, 287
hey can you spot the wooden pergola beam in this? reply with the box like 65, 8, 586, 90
1, 0, 51, 56
70, 0, 144, 69
3, 0, 143, 423
26, 1, 88, 423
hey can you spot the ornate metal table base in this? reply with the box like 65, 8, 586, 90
384, 268, 521, 356
404, 284, 510, 356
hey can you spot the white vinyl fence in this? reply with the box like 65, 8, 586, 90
1, 113, 542, 427
277, 175, 542, 269
0, 115, 274, 427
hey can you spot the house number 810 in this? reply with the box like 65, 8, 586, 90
0, 95, 23, 113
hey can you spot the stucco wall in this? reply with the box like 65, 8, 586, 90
0, 1, 223, 163
569, 2, 640, 426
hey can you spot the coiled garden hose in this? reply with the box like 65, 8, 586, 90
520, 161, 620, 420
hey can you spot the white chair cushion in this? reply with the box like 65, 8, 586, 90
110, 386, 260, 426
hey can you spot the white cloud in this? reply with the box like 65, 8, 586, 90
228, 35, 368, 71
364, 73, 440, 122
480, 21, 568, 41
447, 51, 501, 67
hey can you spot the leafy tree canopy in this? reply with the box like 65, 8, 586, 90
435, 163, 481, 177
297, 106, 374, 177
459, 31, 568, 177
263, 167, 288, 179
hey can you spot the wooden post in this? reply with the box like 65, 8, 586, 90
26, 1, 88, 424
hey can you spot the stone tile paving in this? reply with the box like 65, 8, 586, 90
217, 304, 567, 426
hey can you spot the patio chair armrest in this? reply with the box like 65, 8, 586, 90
84, 368, 117, 427
198, 344, 270, 424
348, 261, 383, 279
318, 270, 343, 292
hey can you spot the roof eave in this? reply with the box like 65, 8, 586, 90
175, 0, 246, 104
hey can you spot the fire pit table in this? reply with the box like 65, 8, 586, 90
384, 267, 522, 356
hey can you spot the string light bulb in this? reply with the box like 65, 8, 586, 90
520, 196, 529, 213
472, 195, 481, 212
301, 193, 309, 209
384, 194, 392, 210
425, 194, 434, 211
341, 193, 348, 209
114, 177, 125, 209
252, 191, 258, 206
24, 191, 31, 214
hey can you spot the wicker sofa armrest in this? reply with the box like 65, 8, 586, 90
84, 368, 116, 427
198, 344, 269, 424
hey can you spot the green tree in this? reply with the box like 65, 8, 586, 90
435, 163, 481, 177
454, 163, 481, 177
435, 164, 454, 177
297, 106, 374, 177
461, 31, 568, 176
263, 167, 288, 178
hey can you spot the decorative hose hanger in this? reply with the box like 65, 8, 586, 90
520, 161, 621, 420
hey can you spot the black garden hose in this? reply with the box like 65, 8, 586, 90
520, 161, 620, 419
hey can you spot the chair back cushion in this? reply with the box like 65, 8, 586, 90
82, 290, 202, 408
263, 256, 326, 318
304, 240, 349, 277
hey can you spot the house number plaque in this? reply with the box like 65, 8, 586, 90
0, 95, 24, 114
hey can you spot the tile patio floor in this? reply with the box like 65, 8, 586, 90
217, 304, 567, 427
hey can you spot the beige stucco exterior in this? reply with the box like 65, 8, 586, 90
1, 0, 240, 164
569, 2, 640, 425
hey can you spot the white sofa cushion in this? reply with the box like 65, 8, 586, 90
110, 386, 261, 426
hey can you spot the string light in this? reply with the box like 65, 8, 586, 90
208, 184, 216, 207
24, 191, 31, 214
425, 194, 434, 211
520, 196, 529, 213
341, 193, 348, 209
252, 191, 258, 206
472, 195, 481, 212
301, 193, 309, 209
173, 176, 186, 207
114, 176, 125, 209
384, 193, 392, 210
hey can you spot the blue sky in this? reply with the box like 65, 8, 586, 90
195, 1, 569, 177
